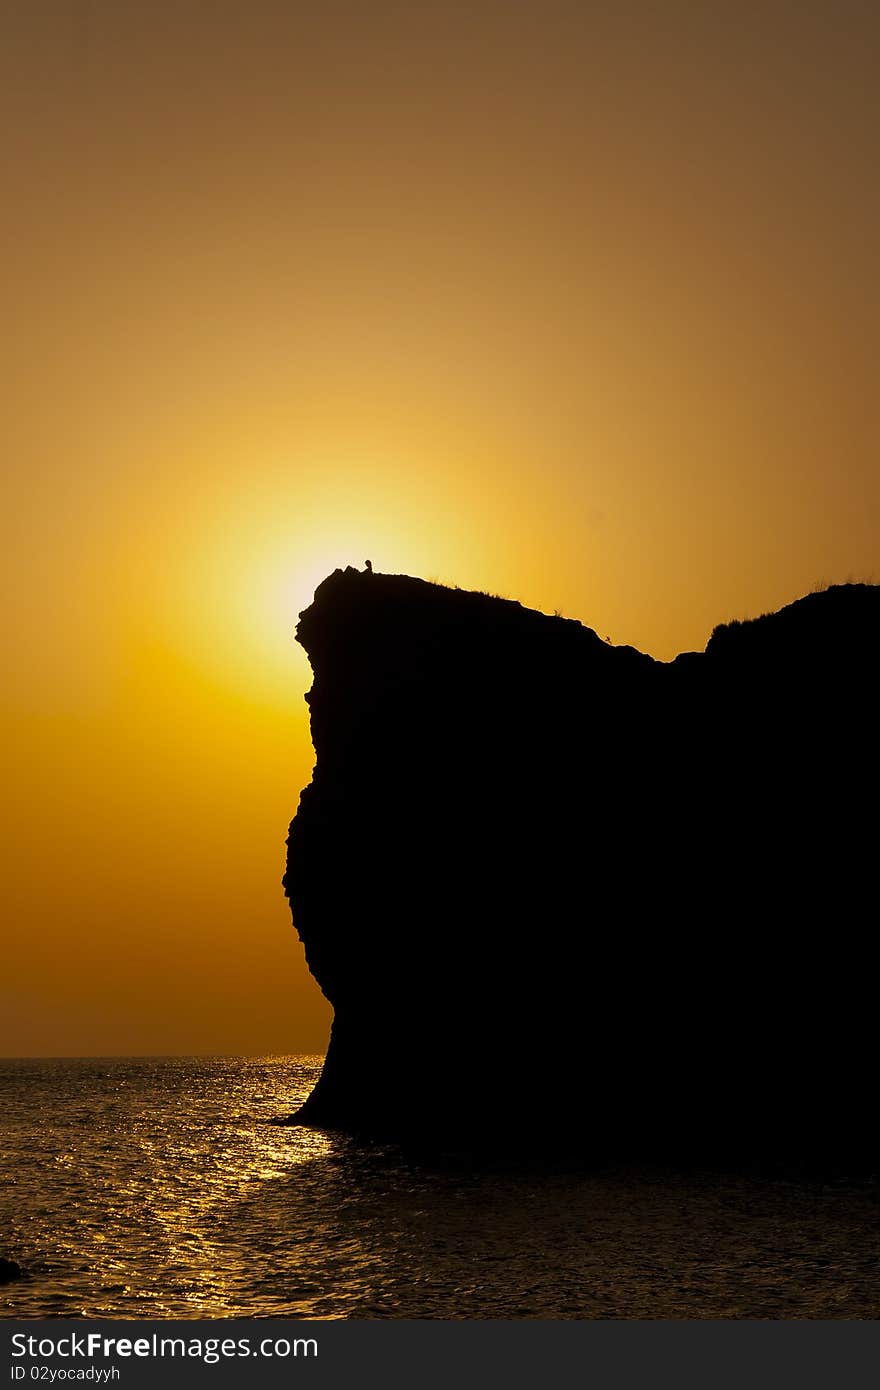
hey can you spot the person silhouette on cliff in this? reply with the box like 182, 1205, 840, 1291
364, 559, 373, 573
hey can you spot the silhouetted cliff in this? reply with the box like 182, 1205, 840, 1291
284, 572, 878, 1160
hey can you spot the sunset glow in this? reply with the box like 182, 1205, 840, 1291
3, 1, 878, 1056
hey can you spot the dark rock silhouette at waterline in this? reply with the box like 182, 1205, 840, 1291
283, 571, 878, 1160
0, 1258, 24, 1284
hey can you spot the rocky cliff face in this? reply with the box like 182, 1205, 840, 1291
284, 571, 878, 1159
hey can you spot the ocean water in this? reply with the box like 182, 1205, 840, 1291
1, 1056, 877, 1319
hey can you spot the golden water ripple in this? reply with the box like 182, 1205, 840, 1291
1, 1057, 878, 1318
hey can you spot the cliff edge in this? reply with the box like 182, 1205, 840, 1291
283, 571, 878, 1159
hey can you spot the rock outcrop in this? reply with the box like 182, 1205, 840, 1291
284, 571, 878, 1159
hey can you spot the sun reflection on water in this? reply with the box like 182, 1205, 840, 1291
2, 1057, 879, 1319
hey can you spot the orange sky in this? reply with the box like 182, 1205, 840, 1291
3, 2, 878, 1054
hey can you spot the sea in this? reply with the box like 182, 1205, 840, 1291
1, 1056, 877, 1319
